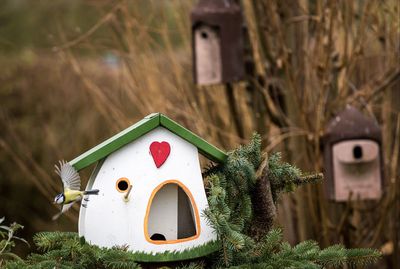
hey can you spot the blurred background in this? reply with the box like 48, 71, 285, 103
0, 0, 399, 267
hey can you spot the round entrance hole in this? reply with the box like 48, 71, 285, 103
201, 31, 208, 39
116, 178, 130, 192
353, 145, 363, 159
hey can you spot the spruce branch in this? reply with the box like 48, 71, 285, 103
294, 173, 324, 186
267, 152, 322, 203
34, 231, 78, 251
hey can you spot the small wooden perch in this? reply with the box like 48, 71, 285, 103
123, 185, 133, 202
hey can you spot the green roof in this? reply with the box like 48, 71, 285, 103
69, 113, 227, 171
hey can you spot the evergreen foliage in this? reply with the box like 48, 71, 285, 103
227, 228, 381, 269
203, 133, 262, 266
5, 232, 140, 269
3, 230, 381, 269
3, 232, 219, 269
267, 152, 322, 203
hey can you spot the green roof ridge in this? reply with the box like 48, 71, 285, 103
69, 113, 227, 171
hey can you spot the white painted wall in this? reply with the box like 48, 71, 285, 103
79, 127, 217, 253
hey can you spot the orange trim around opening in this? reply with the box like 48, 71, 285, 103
116, 177, 131, 193
144, 180, 201, 245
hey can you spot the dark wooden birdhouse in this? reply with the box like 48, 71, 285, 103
322, 106, 384, 201
191, 0, 244, 85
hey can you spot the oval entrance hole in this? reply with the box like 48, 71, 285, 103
353, 145, 363, 159
146, 182, 198, 243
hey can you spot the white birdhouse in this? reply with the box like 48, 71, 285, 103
69, 113, 227, 262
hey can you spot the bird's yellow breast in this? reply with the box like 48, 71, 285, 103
64, 189, 84, 204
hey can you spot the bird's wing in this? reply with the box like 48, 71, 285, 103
55, 160, 80, 191
52, 203, 74, 221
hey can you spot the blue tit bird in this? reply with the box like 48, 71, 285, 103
52, 160, 99, 220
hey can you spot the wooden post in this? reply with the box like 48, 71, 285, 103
224, 83, 245, 139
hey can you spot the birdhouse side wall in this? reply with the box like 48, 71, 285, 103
79, 127, 217, 254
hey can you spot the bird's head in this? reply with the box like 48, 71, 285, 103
54, 193, 65, 204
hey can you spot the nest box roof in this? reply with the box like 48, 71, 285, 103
69, 113, 227, 171
323, 105, 382, 146
191, 0, 241, 15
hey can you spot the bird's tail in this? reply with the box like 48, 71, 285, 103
84, 189, 99, 195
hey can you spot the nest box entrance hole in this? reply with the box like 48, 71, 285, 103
353, 145, 363, 159
147, 182, 197, 242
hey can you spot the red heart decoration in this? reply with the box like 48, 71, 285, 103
150, 141, 171, 168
